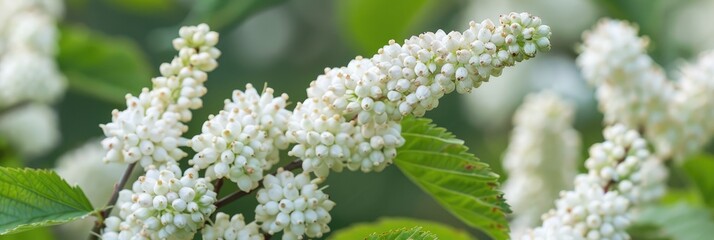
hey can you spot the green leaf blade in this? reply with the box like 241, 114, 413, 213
395, 117, 510, 240
330, 218, 473, 240
0, 167, 95, 235
682, 154, 714, 209
367, 226, 438, 240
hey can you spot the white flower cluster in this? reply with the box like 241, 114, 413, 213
202, 213, 262, 240
190, 84, 291, 192
502, 91, 580, 236
0, 0, 65, 157
290, 12, 552, 177
100, 24, 221, 169
0, 0, 65, 108
578, 19, 714, 161
102, 166, 217, 240
255, 170, 335, 239
521, 125, 665, 239
523, 175, 631, 240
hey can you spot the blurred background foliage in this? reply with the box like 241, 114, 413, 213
3, 0, 714, 239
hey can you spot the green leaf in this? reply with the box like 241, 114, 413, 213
394, 117, 510, 240
633, 203, 714, 240
330, 218, 473, 240
682, 154, 714, 209
57, 25, 153, 105
0, 167, 95, 235
367, 226, 437, 240
0, 227, 53, 240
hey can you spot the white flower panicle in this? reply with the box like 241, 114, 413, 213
502, 92, 580, 236
190, 84, 291, 192
521, 125, 666, 239
585, 125, 657, 204
0, 104, 60, 156
202, 213, 262, 240
0, 52, 65, 106
579, 19, 714, 161
100, 24, 221, 168
523, 175, 631, 240
255, 170, 335, 240
290, 12, 552, 176
668, 51, 714, 160
102, 166, 217, 240
0, 0, 66, 108
578, 20, 681, 161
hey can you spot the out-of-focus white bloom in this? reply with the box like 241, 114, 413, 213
0, 52, 65, 107
579, 19, 714, 161
668, 51, 714, 160
55, 139, 127, 240
461, 54, 593, 130
190, 84, 291, 192
0, 104, 59, 156
635, 157, 667, 204
202, 213, 263, 240
255, 170, 335, 239
102, 166, 217, 240
577, 20, 676, 159
0, 0, 65, 107
290, 12, 552, 176
502, 91, 580, 236
0, 0, 65, 157
100, 24, 221, 169
520, 125, 663, 239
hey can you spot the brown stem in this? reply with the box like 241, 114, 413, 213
214, 160, 302, 209
89, 162, 137, 240
213, 178, 225, 195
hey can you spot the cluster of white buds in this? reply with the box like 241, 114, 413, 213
577, 19, 714, 162
254, 170, 335, 239
190, 84, 291, 192
584, 125, 664, 205
202, 213, 262, 240
520, 124, 666, 239
102, 166, 217, 240
523, 175, 631, 240
100, 24, 221, 169
501, 91, 580, 236
290, 12, 552, 176
0, 0, 65, 108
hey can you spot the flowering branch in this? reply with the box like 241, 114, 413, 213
214, 160, 303, 209
89, 162, 136, 240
